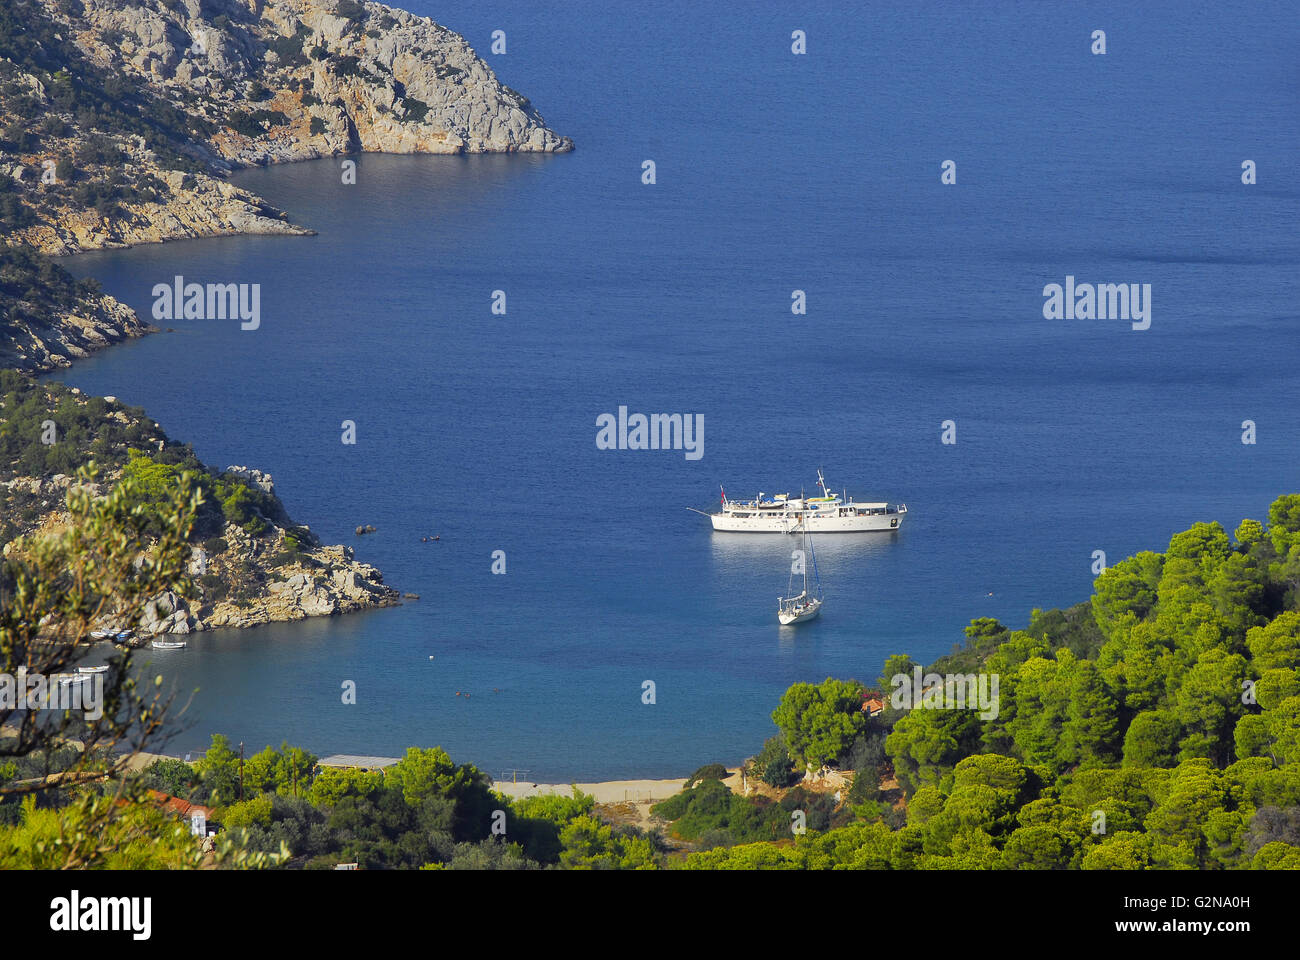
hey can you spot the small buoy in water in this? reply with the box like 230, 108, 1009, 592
428, 655, 435, 660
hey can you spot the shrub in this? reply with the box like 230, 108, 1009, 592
198, 573, 228, 601
753, 734, 798, 788
222, 795, 274, 828
684, 763, 729, 789
226, 110, 286, 137
402, 97, 429, 123
140, 759, 199, 799
331, 55, 361, 77
335, 0, 367, 22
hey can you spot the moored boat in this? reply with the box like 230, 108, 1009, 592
778, 528, 824, 625
697, 470, 907, 533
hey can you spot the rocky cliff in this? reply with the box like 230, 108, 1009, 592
0, 0, 572, 255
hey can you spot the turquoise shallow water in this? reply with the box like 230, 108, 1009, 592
52, 0, 1299, 779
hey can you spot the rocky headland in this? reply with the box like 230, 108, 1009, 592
0, 246, 153, 373
0, 375, 399, 634
2, 0, 572, 256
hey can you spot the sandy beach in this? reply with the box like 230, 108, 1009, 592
493, 770, 748, 833
493, 778, 688, 805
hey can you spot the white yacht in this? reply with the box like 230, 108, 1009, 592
697, 470, 907, 533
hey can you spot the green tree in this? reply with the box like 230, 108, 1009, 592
1063, 660, 1121, 765
1246, 612, 1300, 672
771, 677, 866, 770
307, 766, 385, 807
559, 815, 658, 869
1122, 710, 1182, 767
886, 707, 980, 794
879, 654, 917, 697
1080, 831, 1155, 869
1234, 518, 1265, 550
1090, 552, 1162, 639
752, 733, 798, 788
1166, 521, 1232, 566
1173, 649, 1248, 764
1, 465, 198, 838
1001, 823, 1080, 869
1252, 841, 1300, 869
1266, 495, 1300, 555
383, 746, 496, 841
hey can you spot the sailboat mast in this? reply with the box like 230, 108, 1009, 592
802, 529, 810, 594
809, 530, 821, 599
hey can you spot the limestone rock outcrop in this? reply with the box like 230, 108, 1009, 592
3, 0, 572, 256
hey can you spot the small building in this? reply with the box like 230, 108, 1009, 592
146, 790, 217, 836
861, 693, 885, 717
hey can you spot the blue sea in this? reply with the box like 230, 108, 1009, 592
51, 1, 1299, 780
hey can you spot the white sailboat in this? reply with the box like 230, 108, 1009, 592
778, 528, 823, 625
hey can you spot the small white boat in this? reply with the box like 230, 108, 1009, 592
56, 673, 92, 686
778, 528, 824, 625
778, 591, 823, 625
76, 664, 110, 674
89, 629, 118, 641
151, 640, 187, 650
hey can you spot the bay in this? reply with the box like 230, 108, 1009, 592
51, 0, 1299, 779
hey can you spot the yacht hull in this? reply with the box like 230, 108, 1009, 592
778, 600, 822, 625
711, 511, 903, 533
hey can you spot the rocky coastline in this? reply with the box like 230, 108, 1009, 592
3, 0, 572, 258
0, 381, 400, 634
1, 0, 571, 631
